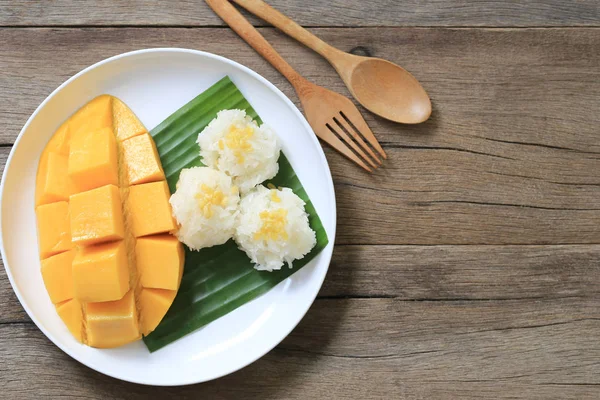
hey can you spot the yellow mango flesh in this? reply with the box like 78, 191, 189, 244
36, 151, 76, 206
86, 290, 141, 348
122, 133, 165, 185
41, 250, 76, 304
56, 298, 84, 342
72, 241, 130, 303
69, 184, 125, 246
46, 122, 70, 155
36, 202, 73, 259
128, 181, 176, 237
68, 127, 119, 191
139, 288, 177, 336
68, 95, 113, 138
35, 95, 183, 348
113, 98, 146, 141
136, 235, 184, 291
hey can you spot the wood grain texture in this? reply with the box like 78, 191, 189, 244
1, 5, 599, 398
1, 0, 599, 27
1, 296, 598, 399
2, 245, 598, 323
322, 244, 600, 299
1, 28, 599, 244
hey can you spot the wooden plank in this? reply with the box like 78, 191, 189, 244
3, 244, 599, 323
1, 297, 598, 398
1, 28, 599, 245
1, 28, 599, 150
2, 146, 599, 246
321, 244, 600, 299
1, 0, 599, 27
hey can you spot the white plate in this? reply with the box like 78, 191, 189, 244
0, 48, 336, 386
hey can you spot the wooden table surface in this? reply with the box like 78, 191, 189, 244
1, 1, 599, 399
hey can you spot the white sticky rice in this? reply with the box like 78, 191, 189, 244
235, 185, 316, 271
169, 166, 240, 250
197, 109, 280, 193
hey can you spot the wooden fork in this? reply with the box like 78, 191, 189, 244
205, 0, 386, 171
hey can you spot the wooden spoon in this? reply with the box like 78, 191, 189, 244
205, 0, 387, 171
232, 0, 432, 124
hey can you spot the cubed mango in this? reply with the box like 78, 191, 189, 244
37, 95, 185, 349
113, 98, 146, 142
68, 126, 118, 191
41, 250, 75, 304
72, 241, 130, 302
86, 290, 140, 348
138, 288, 176, 335
46, 122, 70, 155
69, 95, 113, 139
56, 298, 83, 343
136, 234, 184, 290
36, 201, 73, 259
122, 133, 165, 185
69, 184, 125, 246
36, 151, 75, 206
128, 181, 176, 237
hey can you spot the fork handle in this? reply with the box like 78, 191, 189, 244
231, 0, 340, 60
205, 0, 308, 92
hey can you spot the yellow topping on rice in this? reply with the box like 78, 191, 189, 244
225, 125, 254, 164
270, 190, 281, 203
195, 184, 226, 218
254, 208, 288, 242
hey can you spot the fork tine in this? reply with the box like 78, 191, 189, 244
313, 124, 372, 172
327, 122, 378, 169
340, 109, 387, 159
334, 115, 381, 165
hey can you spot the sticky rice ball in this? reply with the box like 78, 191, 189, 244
235, 185, 317, 271
197, 109, 280, 193
169, 166, 240, 250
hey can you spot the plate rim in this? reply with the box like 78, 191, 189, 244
0, 47, 337, 386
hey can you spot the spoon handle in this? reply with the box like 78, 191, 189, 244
205, 0, 309, 91
231, 0, 341, 60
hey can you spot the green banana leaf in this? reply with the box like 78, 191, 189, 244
143, 76, 329, 352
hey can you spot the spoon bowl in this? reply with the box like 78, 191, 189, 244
232, 0, 432, 124
347, 57, 431, 124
